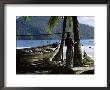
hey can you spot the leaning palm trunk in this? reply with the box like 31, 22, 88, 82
72, 16, 83, 67
52, 16, 67, 61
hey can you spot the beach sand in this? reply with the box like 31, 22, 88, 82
17, 45, 94, 60
16, 45, 94, 74
63, 46, 94, 60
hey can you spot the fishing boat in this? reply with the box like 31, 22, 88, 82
16, 43, 60, 64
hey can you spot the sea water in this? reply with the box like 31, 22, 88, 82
16, 39, 94, 48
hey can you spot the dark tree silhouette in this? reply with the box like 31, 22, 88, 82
72, 16, 83, 67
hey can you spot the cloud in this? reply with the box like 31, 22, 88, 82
16, 16, 20, 19
77, 16, 94, 27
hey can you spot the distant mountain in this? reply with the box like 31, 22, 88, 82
16, 16, 94, 40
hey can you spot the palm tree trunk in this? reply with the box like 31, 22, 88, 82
72, 16, 83, 67
52, 16, 67, 61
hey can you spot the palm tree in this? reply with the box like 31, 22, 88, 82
72, 16, 83, 67
22, 16, 69, 61
47, 16, 83, 67
22, 16, 83, 67
47, 16, 67, 61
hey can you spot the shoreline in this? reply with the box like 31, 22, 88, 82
16, 44, 94, 74
17, 45, 94, 58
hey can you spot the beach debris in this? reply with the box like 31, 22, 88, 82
82, 50, 94, 66
83, 50, 87, 58
82, 56, 94, 66
16, 43, 94, 74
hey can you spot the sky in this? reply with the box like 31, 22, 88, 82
16, 16, 94, 27
77, 16, 94, 27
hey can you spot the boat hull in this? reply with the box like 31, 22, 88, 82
16, 43, 60, 64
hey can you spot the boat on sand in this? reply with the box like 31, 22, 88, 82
16, 43, 60, 64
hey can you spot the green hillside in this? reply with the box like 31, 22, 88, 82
16, 16, 94, 40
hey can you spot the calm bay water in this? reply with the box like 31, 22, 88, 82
16, 39, 94, 48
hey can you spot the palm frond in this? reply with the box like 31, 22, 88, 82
22, 16, 32, 21
68, 16, 73, 32
46, 16, 60, 34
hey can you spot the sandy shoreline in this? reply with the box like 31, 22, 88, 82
16, 45, 94, 74
17, 45, 94, 59
63, 46, 94, 59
